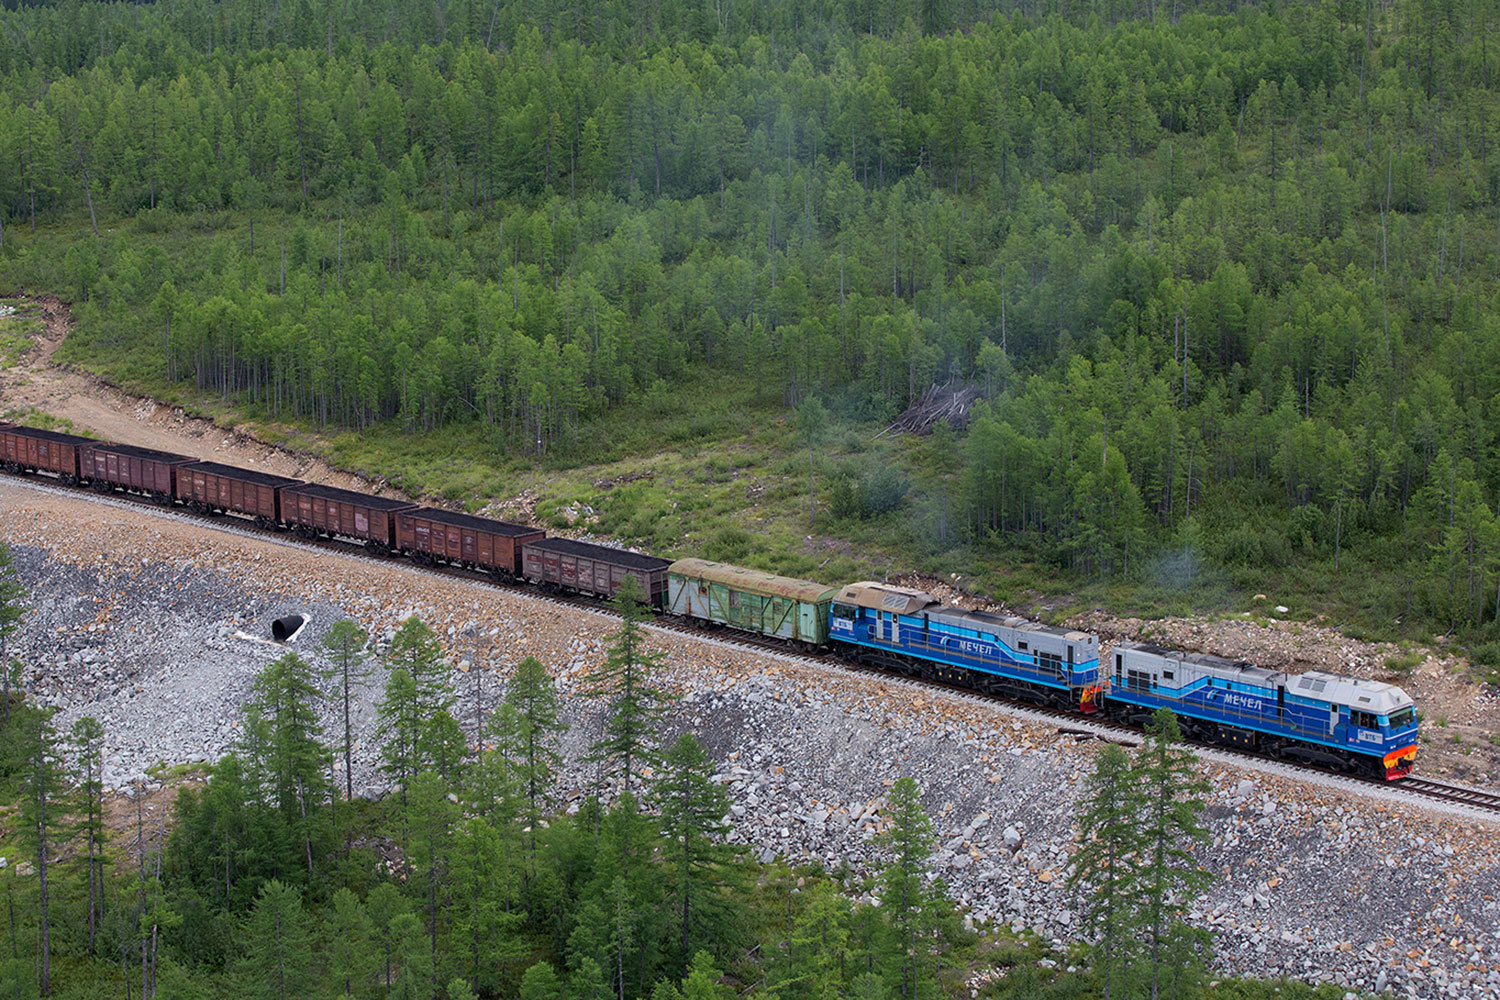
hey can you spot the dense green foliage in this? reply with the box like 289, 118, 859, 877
3, 0, 1500, 647
1068, 710, 1215, 1000
0, 590, 993, 999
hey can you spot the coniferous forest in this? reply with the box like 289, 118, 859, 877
0, 1, 1495, 998
3, 0, 1500, 652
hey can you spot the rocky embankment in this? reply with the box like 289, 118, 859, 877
2, 479, 1498, 1000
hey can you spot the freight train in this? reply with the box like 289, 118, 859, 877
0, 422, 1421, 780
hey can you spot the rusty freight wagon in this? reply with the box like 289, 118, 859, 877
667, 558, 837, 646
0, 424, 93, 483
78, 442, 195, 503
395, 507, 544, 577
279, 483, 416, 553
520, 537, 670, 607
178, 461, 304, 527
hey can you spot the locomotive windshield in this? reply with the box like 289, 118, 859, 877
1388, 707, 1416, 729
831, 603, 855, 621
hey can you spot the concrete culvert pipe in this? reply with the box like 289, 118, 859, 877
271, 615, 306, 642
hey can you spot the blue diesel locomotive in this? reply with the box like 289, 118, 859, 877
1106, 643, 1420, 779
828, 582, 1104, 713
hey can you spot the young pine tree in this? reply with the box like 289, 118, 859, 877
238, 880, 314, 1000
18, 709, 64, 997
583, 575, 671, 798
1135, 709, 1213, 1000
1068, 742, 1144, 1000
366, 881, 411, 993
0, 542, 26, 726
319, 618, 371, 806
244, 652, 331, 877
448, 816, 526, 994
875, 777, 941, 1000
650, 732, 741, 978
519, 960, 564, 1000
497, 655, 568, 864
406, 770, 458, 996
70, 715, 108, 958
323, 887, 377, 1000
380, 617, 463, 781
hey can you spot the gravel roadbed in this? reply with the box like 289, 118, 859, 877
2, 479, 1497, 1000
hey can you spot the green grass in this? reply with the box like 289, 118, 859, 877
0, 297, 42, 368
1386, 650, 1424, 674
0, 406, 94, 436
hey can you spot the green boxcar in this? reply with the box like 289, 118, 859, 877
667, 558, 837, 645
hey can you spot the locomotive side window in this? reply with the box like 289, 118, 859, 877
1350, 709, 1379, 729
1162, 670, 1174, 680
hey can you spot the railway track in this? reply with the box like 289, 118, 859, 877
1393, 777, 1500, 811
3, 469, 1497, 820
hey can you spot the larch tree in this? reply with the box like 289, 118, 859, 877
875, 776, 940, 1000
650, 732, 740, 979
1135, 709, 1213, 1000
319, 618, 371, 807
383, 616, 463, 777
1067, 741, 1143, 1000
496, 655, 568, 867
70, 715, 108, 958
0, 542, 26, 726
238, 880, 314, 1000
245, 652, 330, 876
582, 575, 672, 798
518, 960, 564, 1000
18, 708, 64, 996
366, 881, 412, 993
323, 887, 377, 1000
406, 770, 459, 996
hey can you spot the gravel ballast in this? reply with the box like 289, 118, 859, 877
2, 479, 1497, 1000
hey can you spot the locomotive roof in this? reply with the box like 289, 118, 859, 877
1290, 670, 1414, 714
0, 424, 97, 446
180, 461, 304, 488
1115, 641, 1281, 683
280, 482, 417, 510
523, 536, 670, 571
834, 582, 1093, 641
400, 506, 543, 537
669, 558, 837, 603
834, 581, 939, 615
83, 442, 195, 463
1115, 644, 1415, 712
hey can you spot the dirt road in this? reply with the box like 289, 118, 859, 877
0, 294, 406, 495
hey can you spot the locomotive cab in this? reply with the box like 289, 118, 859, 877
1298, 670, 1420, 780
